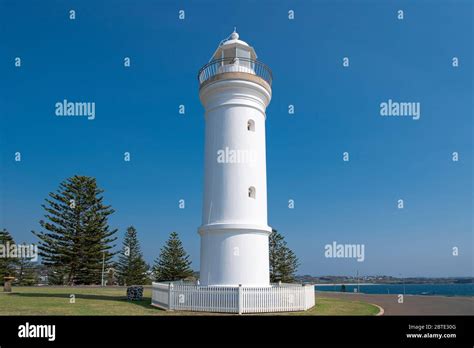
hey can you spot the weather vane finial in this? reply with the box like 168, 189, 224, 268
230, 27, 239, 40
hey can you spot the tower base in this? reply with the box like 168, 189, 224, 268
198, 224, 272, 287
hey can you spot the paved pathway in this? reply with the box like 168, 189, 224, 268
316, 291, 474, 315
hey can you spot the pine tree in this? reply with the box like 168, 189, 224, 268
32, 175, 118, 285
116, 226, 149, 285
47, 266, 67, 285
269, 229, 299, 283
0, 229, 17, 285
153, 232, 193, 281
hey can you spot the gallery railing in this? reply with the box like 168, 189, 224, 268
198, 57, 273, 87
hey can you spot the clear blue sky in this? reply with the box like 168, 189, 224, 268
1, 0, 472, 277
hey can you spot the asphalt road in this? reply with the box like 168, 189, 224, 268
316, 291, 474, 315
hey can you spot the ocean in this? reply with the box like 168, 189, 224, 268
315, 283, 474, 297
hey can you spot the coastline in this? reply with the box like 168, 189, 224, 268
316, 291, 474, 315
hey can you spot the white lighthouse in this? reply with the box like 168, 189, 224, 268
198, 30, 273, 287
151, 31, 315, 313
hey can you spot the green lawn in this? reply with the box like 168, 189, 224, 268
0, 287, 379, 316
300, 297, 380, 316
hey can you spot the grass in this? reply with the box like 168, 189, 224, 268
0, 286, 380, 316
300, 297, 380, 316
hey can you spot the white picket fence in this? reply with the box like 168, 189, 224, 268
152, 282, 315, 314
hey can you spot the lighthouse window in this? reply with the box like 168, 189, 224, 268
236, 47, 250, 59
248, 186, 256, 199
223, 48, 235, 64
236, 47, 251, 69
247, 119, 255, 132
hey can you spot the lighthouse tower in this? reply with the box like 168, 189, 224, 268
152, 30, 313, 313
198, 30, 273, 287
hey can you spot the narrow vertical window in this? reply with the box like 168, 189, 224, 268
248, 186, 256, 199
247, 119, 255, 132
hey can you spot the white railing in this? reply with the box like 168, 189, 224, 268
152, 282, 315, 314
